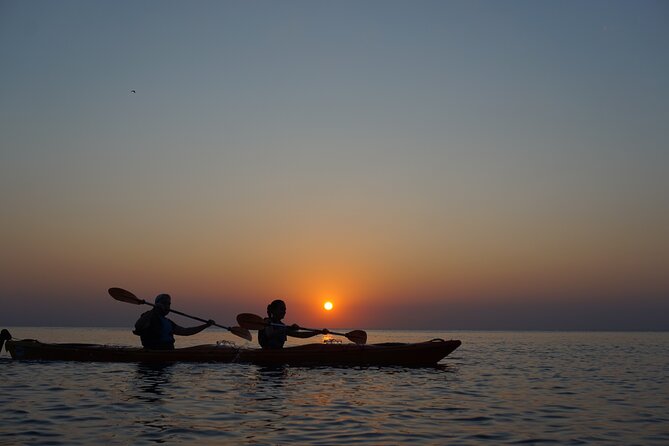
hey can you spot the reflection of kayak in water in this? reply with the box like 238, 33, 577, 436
3, 334, 460, 367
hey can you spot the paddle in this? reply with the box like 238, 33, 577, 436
236, 313, 367, 345
108, 287, 252, 342
0, 328, 11, 353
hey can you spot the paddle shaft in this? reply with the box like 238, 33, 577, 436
141, 300, 233, 331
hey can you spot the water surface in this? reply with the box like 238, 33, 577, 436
1, 328, 668, 445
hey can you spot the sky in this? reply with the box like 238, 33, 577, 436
1, 0, 668, 330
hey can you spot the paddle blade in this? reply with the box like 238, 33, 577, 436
0, 329, 11, 353
346, 330, 367, 345
236, 313, 268, 330
108, 287, 145, 305
229, 326, 253, 342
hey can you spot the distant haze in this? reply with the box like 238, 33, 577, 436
1, 1, 667, 330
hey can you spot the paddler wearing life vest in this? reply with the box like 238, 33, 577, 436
133, 293, 215, 350
258, 299, 329, 349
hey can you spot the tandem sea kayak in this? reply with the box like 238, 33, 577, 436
2, 334, 460, 367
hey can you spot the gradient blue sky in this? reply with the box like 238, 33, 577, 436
1, 1, 668, 329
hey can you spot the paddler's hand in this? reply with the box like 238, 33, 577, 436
290, 323, 300, 330
206, 320, 215, 327
321, 328, 330, 335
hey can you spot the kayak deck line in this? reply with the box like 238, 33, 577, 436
2, 330, 461, 367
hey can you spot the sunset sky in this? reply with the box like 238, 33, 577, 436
1, 1, 668, 330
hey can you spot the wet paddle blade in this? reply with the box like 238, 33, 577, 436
346, 330, 367, 345
0, 329, 11, 353
230, 326, 253, 342
236, 313, 267, 330
108, 287, 145, 305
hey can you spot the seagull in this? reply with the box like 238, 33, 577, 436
131, 90, 136, 94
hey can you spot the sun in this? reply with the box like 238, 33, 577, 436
323, 301, 334, 311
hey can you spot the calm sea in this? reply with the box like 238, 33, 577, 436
1, 328, 668, 445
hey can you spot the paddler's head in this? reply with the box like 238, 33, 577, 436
154, 293, 171, 315
267, 299, 286, 321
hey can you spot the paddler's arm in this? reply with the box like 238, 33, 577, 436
172, 320, 215, 336
287, 325, 330, 339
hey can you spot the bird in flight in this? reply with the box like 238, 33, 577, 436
131, 90, 136, 94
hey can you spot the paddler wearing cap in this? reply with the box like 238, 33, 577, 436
133, 293, 215, 350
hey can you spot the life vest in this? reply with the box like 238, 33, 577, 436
258, 321, 288, 349
134, 310, 176, 350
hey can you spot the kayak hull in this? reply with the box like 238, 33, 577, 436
5, 338, 460, 366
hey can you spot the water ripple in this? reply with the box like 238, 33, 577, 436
2, 330, 669, 445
